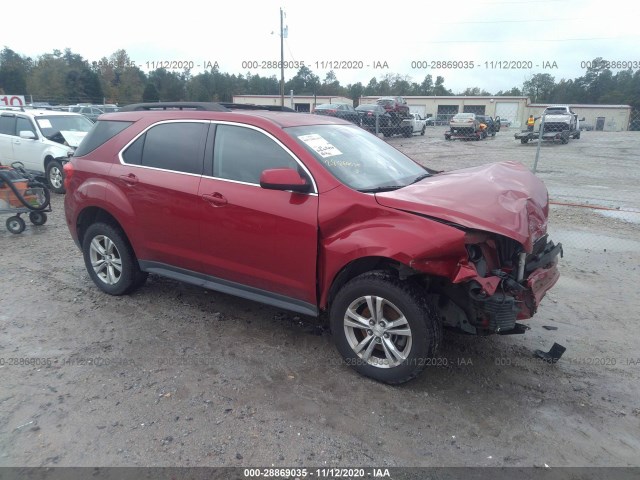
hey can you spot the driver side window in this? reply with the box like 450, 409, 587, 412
212, 125, 299, 184
16, 117, 36, 137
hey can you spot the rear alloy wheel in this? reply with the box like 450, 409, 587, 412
82, 222, 147, 295
46, 159, 65, 194
330, 271, 441, 384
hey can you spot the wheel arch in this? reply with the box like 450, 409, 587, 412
325, 256, 421, 311
76, 206, 126, 247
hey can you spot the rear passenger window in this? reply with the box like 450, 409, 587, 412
122, 122, 208, 174
212, 125, 297, 184
75, 120, 132, 157
0, 116, 15, 135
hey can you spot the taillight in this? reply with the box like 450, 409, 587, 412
63, 161, 74, 191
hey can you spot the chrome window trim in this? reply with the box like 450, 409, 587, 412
118, 119, 318, 194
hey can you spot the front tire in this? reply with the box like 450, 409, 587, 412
46, 159, 65, 194
330, 271, 441, 384
82, 222, 147, 295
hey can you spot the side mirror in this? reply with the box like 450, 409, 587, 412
580, 117, 585, 122
260, 168, 311, 193
19, 130, 37, 140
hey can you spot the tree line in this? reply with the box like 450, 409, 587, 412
1, 47, 639, 113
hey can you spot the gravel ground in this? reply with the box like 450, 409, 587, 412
1, 128, 639, 468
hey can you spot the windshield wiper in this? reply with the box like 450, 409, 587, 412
358, 185, 406, 193
410, 173, 431, 184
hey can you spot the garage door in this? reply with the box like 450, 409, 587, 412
495, 102, 519, 126
409, 105, 426, 117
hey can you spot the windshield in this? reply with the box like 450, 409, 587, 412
287, 124, 428, 191
545, 108, 567, 114
36, 115, 94, 142
453, 113, 474, 120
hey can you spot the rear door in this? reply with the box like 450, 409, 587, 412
198, 123, 319, 307
111, 120, 209, 272
0, 115, 16, 164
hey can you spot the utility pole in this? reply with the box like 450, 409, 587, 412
280, 8, 285, 107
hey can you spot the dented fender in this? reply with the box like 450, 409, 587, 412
317, 185, 485, 308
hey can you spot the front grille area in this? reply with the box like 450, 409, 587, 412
476, 295, 519, 332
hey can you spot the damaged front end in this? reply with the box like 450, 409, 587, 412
420, 232, 562, 335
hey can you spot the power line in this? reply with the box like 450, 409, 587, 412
421, 36, 638, 44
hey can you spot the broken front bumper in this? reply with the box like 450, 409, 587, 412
475, 238, 562, 332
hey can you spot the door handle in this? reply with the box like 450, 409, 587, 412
119, 173, 138, 185
201, 192, 227, 207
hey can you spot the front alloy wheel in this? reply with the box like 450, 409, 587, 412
330, 271, 441, 384
343, 295, 412, 368
46, 159, 66, 194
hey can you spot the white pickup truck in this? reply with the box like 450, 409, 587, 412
379, 112, 426, 137
515, 105, 583, 144
406, 113, 427, 136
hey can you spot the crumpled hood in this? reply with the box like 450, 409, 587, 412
60, 130, 88, 148
375, 161, 549, 252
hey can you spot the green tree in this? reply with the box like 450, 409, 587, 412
523, 73, 555, 103
142, 83, 160, 102
0, 47, 31, 94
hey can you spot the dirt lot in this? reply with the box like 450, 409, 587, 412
1, 128, 639, 468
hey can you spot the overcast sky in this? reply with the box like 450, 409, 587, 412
4, 0, 639, 93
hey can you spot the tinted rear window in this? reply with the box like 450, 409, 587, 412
74, 120, 132, 157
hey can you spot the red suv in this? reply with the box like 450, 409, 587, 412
64, 102, 562, 384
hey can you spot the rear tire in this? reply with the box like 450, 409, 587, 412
82, 222, 147, 295
330, 271, 441, 384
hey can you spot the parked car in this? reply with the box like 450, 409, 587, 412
64, 102, 562, 384
313, 103, 359, 124
499, 118, 512, 128
0, 108, 94, 193
449, 112, 480, 134
424, 116, 436, 126
70, 105, 105, 122
376, 96, 410, 120
355, 104, 392, 128
476, 115, 501, 137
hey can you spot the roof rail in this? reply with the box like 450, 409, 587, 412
218, 102, 297, 112
119, 102, 231, 112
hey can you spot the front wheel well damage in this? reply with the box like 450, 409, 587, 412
326, 257, 422, 311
